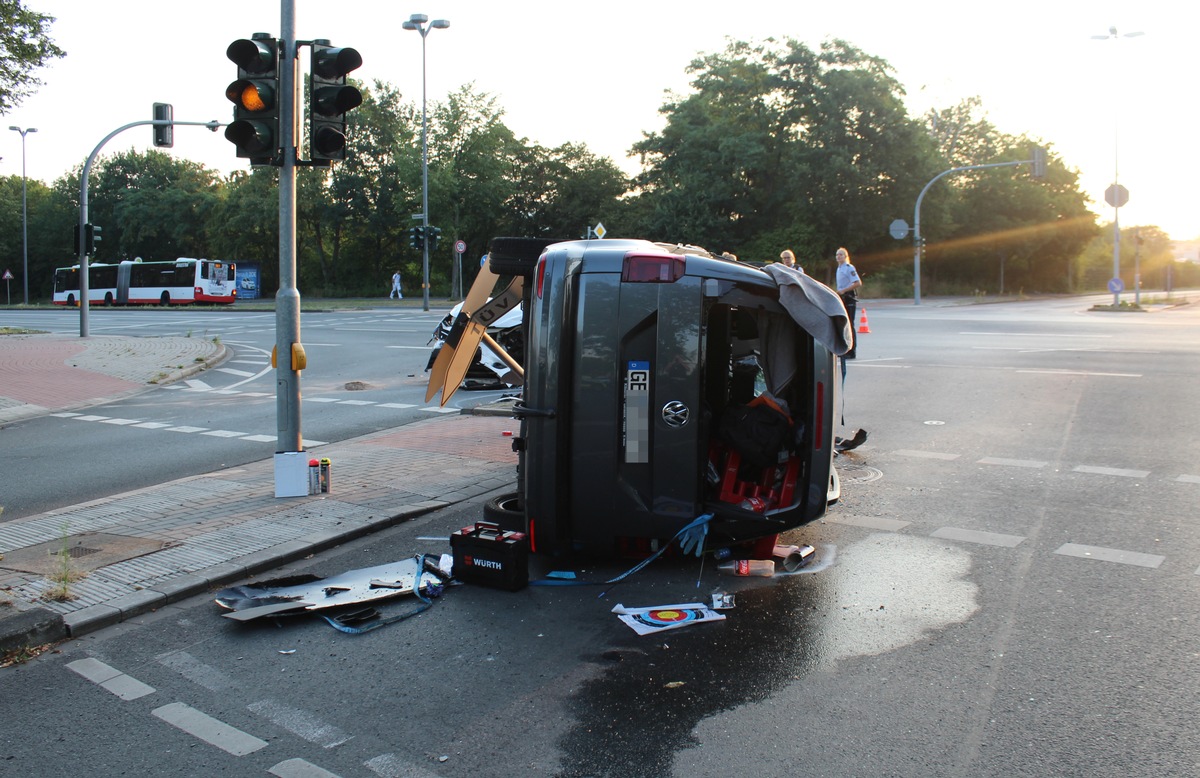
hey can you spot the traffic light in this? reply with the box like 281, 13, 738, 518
428, 226, 442, 252
225, 34, 280, 165
75, 223, 102, 256
410, 226, 426, 250
309, 41, 363, 163
1031, 146, 1047, 179
153, 103, 174, 148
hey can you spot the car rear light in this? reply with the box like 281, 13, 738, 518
528, 517, 538, 553
535, 255, 547, 299
622, 252, 684, 283
194, 286, 202, 296
814, 381, 825, 451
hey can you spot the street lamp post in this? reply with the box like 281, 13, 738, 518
8, 125, 37, 305
1092, 26, 1143, 307
402, 13, 450, 312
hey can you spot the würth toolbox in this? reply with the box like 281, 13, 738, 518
450, 521, 529, 591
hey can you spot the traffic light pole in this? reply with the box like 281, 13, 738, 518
911, 157, 1036, 305
276, 0, 304, 457
75, 117, 221, 337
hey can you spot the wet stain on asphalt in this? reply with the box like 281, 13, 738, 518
556, 534, 979, 777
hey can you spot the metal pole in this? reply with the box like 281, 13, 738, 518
1112, 83, 1121, 307
20, 134, 28, 305
420, 30, 430, 312
276, 0, 303, 453
8, 128, 36, 305
74, 118, 222, 336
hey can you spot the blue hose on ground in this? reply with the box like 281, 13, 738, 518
528, 513, 714, 597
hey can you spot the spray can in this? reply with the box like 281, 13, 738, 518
308, 458, 320, 495
319, 458, 331, 493
717, 559, 775, 577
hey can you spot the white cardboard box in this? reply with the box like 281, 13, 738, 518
274, 452, 310, 498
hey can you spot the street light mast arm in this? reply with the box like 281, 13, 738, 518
912, 159, 1034, 305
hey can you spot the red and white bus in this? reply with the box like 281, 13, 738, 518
52, 258, 237, 306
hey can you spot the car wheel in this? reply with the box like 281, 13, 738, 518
483, 491, 524, 533
487, 237, 562, 278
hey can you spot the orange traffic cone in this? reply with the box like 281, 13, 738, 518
857, 307, 872, 334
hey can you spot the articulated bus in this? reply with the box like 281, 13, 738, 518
52, 258, 237, 306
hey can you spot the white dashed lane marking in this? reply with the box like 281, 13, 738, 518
248, 699, 354, 749
1054, 543, 1165, 569
931, 527, 1026, 548
269, 758, 343, 778
829, 515, 911, 532
1073, 465, 1150, 478
895, 449, 959, 460
67, 658, 155, 700
978, 457, 1047, 468
152, 702, 268, 756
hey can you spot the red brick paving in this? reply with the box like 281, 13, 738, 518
1, 336, 139, 408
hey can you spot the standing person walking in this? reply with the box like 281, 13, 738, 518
835, 247, 866, 451
390, 270, 404, 300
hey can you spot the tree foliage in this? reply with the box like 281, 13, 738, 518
0, 0, 64, 114
1, 37, 1133, 303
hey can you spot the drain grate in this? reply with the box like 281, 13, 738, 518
53, 545, 102, 559
837, 462, 884, 484
0, 533, 170, 576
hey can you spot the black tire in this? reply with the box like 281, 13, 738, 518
66, 294, 76, 307
483, 491, 525, 533
160, 291, 170, 306
487, 237, 563, 278
103, 292, 114, 306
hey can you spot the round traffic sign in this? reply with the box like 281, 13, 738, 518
1104, 184, 1129, 208
1108, 277, 1125, 294
454, 240, 466, 254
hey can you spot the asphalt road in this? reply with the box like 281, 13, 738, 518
2, 296, 1199, 777
0, 305, 513, 520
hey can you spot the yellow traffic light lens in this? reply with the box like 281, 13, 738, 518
240, 85, 267, 111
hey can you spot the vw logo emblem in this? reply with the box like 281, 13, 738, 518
661, 401, 690, 428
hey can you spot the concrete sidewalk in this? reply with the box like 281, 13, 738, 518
0, 334, 517, 654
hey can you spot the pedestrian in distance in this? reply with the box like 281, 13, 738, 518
779, 249, 796, 268
834, 247, 866, 452
390, 270, 404, 299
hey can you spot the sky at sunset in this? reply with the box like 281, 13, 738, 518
3, 1, 1196, 240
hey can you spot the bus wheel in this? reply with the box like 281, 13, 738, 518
104, 293, 114, 306
67, 294, 76, 307
160, 292, 171, 306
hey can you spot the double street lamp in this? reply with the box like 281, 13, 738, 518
8, 125, 37, 305
402, 13, 450, 312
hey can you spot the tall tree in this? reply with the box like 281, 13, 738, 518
0, 0, 64, 113
921, 100, 1096, 293
631, 38, 938, 271
81, 150, 222, 262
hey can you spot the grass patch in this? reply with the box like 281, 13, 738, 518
42, 524, 83, 602
0, 327, 47, 335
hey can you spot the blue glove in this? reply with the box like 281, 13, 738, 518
677, 513, 713, 557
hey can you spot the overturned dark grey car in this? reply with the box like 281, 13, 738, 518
484, 237, 849, 558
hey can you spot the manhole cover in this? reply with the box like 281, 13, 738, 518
344, 381, 370, 391
0, 533, 170, 576
837, 462, 884, 484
